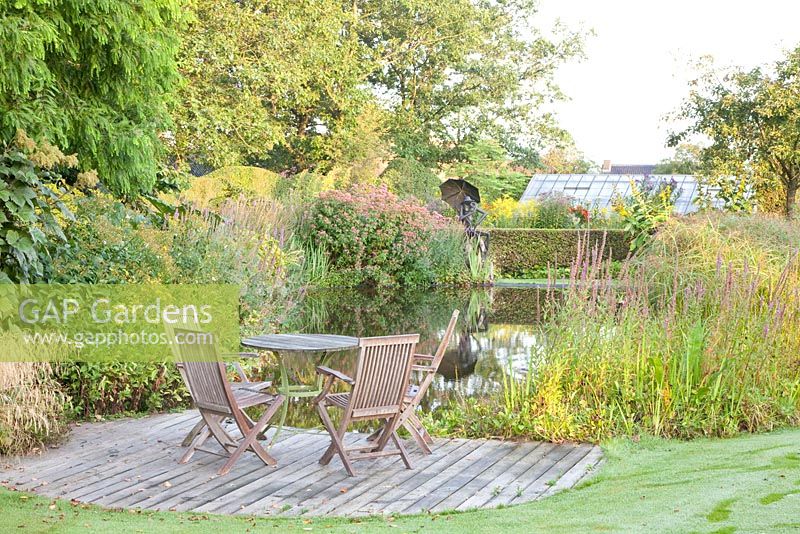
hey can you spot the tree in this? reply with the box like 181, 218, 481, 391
354, 0, 586, 165
446, 139, 529, 202
171, 0, 374, 172
0, 1, 181, 198
538, 146, 596, 174
670, 50, 800, 219
653, 144, 702, 174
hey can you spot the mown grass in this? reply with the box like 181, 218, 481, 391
2, 429, 800, 533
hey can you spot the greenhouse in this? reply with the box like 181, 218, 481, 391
519, 174, 725, 215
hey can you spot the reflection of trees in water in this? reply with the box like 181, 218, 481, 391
278, 286, 551, 425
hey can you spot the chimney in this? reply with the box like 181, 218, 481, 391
601, 160, 612, 173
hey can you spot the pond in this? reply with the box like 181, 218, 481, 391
269, 286, 559, 428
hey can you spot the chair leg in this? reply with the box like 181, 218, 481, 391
179, 412, 234, 465
404, 420, 432, 455
391, 431, 413, 470
182, 418, 207, 447
316, 404, 355, 476
366, 419, 388, 442
409, 413, 434, 445
179, 426, 211, 464
205, 415, 239, 449
219, 397, 284, 476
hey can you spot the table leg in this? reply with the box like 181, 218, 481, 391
270, 351, 332, 444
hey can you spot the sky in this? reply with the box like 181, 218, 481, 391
536, 0, 800, 165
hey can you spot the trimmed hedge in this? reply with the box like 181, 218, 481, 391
489, 228, 631, 276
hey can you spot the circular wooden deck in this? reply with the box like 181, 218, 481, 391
0, 411, 601, 517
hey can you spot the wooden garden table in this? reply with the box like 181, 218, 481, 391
241, 334, 359, 434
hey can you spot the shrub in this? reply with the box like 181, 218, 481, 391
639, 212, 800, 301
49, 196, 302, 419
614, 176, 679, 251
306, 185, 454, 286
490, 228, 631, 275
535, 192, 575, 229
0, 362, 67, 455
51, 196, 171, 283
380, 157, 441, 203
424, 227, 470, 285
486, 196, 540, 228
55, 362, 188, 419
171, 198, 301, 334
180, 166, 280, 208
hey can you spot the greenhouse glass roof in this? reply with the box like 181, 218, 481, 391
519, 174, 725, 215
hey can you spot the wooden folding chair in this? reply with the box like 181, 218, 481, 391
174, 329, 285, 475
176, 358, 272, 447
313, 334, 419, 476
166, 321, 271, 447
368, 310, 459, 454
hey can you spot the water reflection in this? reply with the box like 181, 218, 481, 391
279, 286, 555, 422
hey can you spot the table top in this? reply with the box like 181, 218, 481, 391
241, 333, 359, 353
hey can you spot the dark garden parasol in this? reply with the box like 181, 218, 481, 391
439, 179, 481, 209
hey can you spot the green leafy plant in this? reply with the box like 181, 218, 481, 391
0, 131, 76, 282
466, 237, 493, 284
614, 177, 679, 252
55, 362, 188, 419
432, 214, 800, 443
0, 1, 182, 197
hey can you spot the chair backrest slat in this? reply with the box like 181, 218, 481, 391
348, 334, 419, 418
174, 328, 233, 415
431, 310, 460, 370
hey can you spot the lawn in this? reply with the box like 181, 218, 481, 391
2, 429, 799, 533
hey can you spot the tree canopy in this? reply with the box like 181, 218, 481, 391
0, 0, 182, 198
670, 50, 800, 219
653, 144, 702, 175
170, 0, 585, 174
170, 0, 372, 172
358, 0, 585, 164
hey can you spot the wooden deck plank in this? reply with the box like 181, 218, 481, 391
285, 439, 453, 517
335, 439, 481, 517
430, 441, 542, 512
92, 423, 290, 509
234, 434, 369, 515
484, 443, 579, 507
454, 442, 552, 510
6, 413, 189, 485
512, 445, 595, 504
185, 433, 329, 514
538, 446, 604, 499
0, 413, 601, 518
146, 432, 326, 512
369, 439, 502, 516
399, 441, 519, 514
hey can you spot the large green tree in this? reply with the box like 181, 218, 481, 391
356, 0, 585, 164
670, 49, 800, 219
0, 0, 181, 198
171, 0, 373, 172
172, 0, 584, 174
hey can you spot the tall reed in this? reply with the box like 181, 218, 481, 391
435, 215, 800, 442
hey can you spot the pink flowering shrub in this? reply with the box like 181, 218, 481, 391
307, 185, 455, 286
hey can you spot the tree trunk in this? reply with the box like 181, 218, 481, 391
786, 179, 798, 220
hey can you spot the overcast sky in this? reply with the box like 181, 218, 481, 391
536, 0, 800, 165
